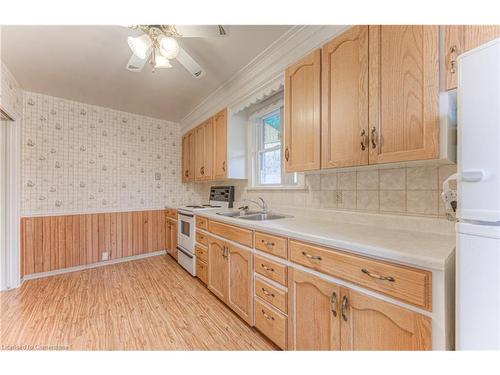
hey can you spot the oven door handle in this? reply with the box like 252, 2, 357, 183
177, 246, 194, 259
178, 212, 194, 218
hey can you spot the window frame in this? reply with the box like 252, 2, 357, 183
248, 98, 304, 190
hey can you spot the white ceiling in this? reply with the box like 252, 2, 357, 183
1, 25, 292, 122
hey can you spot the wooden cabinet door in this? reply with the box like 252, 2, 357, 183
287, 268, 340, 350
188, 131, 196, 182
339, 288, 432, 350
203, 118, 214, 180
227, 244, 253, 325
445, 25, 500, 90
207, 236, 228, 302
194, 124, 206, 181
321, 26, 369, 169
166, 219, 178, 260
368, 26, 439, 164
165, 219, 172, 254
284, 49, 321, 172
213, 108, 227, 180
181, 133, 190, 183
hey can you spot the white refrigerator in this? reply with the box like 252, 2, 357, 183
456, 37, 500, 349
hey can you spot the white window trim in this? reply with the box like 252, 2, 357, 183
247, 98, 305, 191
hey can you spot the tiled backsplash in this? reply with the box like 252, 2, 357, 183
21, 92, 184, 216
186, 163, 457, 218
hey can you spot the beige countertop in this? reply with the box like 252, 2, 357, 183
195, 208, 456, 271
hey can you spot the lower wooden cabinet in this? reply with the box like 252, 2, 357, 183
166, 218, 178, 260
340, 288, 432, 350
287, 268, 340, 350
287, 268, 432, 351
255, 298, 287, 349
207, 235, 253, 325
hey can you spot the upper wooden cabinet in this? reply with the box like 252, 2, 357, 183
368, 25, 440, 164
321, 26, 369, 169
181, 132, 190, 183
194, 118, 214, 181
284, 48, 322, 172
445, 25, 500, 90
339, 288, 432, 350
212, 108, 228, 179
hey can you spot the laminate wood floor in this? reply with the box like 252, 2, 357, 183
0, 255, 276, 350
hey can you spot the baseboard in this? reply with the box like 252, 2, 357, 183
22, 250, 167, 282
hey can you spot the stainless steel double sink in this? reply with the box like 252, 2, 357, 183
216, 210, 291, 221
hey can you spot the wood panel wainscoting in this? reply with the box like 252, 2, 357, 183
20, 209, 167, 277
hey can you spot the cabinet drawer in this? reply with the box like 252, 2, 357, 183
255, 231, 287, 259
255, 255, 287, 287
196, 231, 208, 247
196, 216, 208, 230
255, 277, 287, 314
255, 298, 287, 349
196, 259, 208, 285
166, 208, 178, 220
195, 245, 208, 263
208, 220, 253, 248
289, 239, 432, 310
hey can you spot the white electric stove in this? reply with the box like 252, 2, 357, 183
176, 186, 235, 276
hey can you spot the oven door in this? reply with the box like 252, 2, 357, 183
177, 211, 195, 252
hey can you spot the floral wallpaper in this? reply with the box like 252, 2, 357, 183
22, 92, 183, 216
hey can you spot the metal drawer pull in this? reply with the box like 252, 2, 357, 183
341, 296, 348, 322
302, 251, 322, 261
261, 239, 275, 247
331, 291, 338, 317
361, 268, 395, 282
261, 264, 274, 272
261, 288, 275, 298
262, 310, 275, 321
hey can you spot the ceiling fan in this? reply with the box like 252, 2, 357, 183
126, 25, 228, 78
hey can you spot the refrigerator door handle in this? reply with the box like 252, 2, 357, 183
462, 170, 487, 182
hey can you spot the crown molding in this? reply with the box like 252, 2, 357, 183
180, 25, 350, 133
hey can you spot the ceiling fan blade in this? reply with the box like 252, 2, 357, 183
176, 47, 206, 79
126, 52, 149, 72
174, 25, 228, 38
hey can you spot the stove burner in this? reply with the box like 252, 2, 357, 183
202, 204, 221, 208
185, 205, 204, 208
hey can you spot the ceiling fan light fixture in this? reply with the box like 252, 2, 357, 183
159, 36, 180, 59
154, 54, 172, 69
127, 34, 152, 59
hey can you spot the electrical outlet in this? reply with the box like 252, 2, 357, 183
336, 191, 343, 204
155, 172, 161, 181
102, 251, 109, 261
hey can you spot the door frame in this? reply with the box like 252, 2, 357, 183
0, 105, 21, 291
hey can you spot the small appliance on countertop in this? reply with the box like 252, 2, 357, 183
175, 186, 235, 276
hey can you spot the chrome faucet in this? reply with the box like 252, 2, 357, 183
243, 197, 269, 213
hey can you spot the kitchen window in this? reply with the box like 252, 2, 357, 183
249, 98, 302, 189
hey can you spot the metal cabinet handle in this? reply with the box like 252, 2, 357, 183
261, 288, 275, 298
222, 246, 228, 259
261, 310, 275, 321
184, 170, 189, 177
285, 147, 290, 162
302, 251, 322, 261
449, 45, 458, 74
222, 161, 226, 172
331, 291, 338, 317
370, 127, 377, 149
341, 295, 348, 322
200, 166, 205, 175
361, 268, 395, 282
360, 129, 367, 151
261, 239, 275, 247
261, 264, 274, 272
